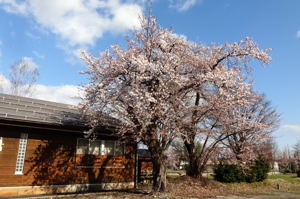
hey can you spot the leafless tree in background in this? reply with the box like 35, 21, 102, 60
293, 140, 300, 168
9, 57, 39, 96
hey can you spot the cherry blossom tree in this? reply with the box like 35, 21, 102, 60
81, 15, 272, 191
221, 95, 280, 163
179, 45, 273, 178
81, 15, 200, 191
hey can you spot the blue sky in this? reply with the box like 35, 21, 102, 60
0, 0, 299, 149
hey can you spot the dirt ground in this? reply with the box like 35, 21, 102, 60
16, 191, 300, 199
10, 174, 300, 199
218, 192, 300, 199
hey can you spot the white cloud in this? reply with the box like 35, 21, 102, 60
280, 124, 300, 135
32, 50, 44, 59
32, 84, 82, 105
0, 74, 82, 105
0, 74, 10, 92
297, 30, 300, 38
0, 0, 143, 47
0, 0, 28, 15
274, 124, 300, 150
169, 0, 202, 12
20, 56, 38, 71
172, 33, 188, 41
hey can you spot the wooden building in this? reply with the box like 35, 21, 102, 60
137, 149, 153, 184
0, 93, 137, 197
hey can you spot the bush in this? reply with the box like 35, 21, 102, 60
214, 164, 245, 183
289, 162, 297, 173
214, 156, 270, 183
245, 156, 270, 183
297, 170, 300, 177
280, 162, 298, 174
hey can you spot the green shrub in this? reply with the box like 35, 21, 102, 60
245, 156, 270, 182
289, 162, 297, 173
214, 156, 270, 183
297, 170, 300, 177
213, 164, 245, 183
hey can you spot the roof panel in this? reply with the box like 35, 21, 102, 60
0, 93, 82, 126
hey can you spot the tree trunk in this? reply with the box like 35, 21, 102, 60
184, 141, 204, 178
152, 156, 167, 192
186, 154, 202, 178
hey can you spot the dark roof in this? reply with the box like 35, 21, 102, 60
0, 93, 82, 126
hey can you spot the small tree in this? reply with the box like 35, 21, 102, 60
293, 140, 300, 169
246, 156, 270, 182
9, 57, 39, 96
278, 145, 294, 173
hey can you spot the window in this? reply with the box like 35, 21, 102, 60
103, 140, 115, 155
90, 140, 101, 155
76, 139, 89, 154
15, 133, 28, 175
76, 138, 124, 156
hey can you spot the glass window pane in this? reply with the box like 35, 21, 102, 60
89, 140, 101, 155
115, 142, 125, 156
76, 139, 89, 154
15, 133, 28, 175
104, 140, 115, 155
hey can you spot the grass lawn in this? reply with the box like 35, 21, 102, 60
268, 173, 300, 183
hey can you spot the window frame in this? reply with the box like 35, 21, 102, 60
15, 133, 28, 175
76, 138, 125, 156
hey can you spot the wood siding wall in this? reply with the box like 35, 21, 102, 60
0, 125, 136, 187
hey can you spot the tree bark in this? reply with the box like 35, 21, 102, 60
186, 154, 202, 178
184, 141, 207, 179
152, 155, 167, 192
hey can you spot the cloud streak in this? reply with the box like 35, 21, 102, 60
280, 124, 300, 134
32, 50, 45, 59
169, 0, 202, 12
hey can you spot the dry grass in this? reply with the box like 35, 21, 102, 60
166, 175, 300, 198
167, 176, 227, 198
39, 174, 300, 199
